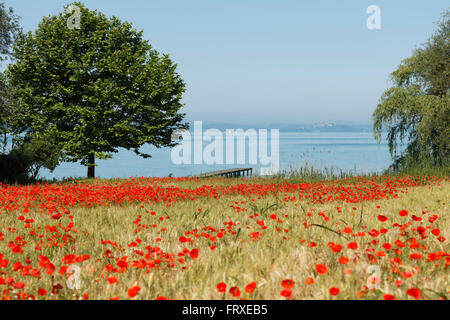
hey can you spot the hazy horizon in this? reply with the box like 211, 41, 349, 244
3, 0, 449, 125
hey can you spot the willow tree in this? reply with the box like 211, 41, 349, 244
8, 2, 188, 178
373, 11, 449, 170
0, 2, 20, 151
0, 1, 20, 64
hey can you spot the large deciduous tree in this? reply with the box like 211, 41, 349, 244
8, 2, 188, 178
373, 11, 449, 170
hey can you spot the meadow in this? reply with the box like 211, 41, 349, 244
0, 174, 448, 300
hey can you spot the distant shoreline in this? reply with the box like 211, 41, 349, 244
182, 121, 377, 133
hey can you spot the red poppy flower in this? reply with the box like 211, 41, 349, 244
338, 256, 349, 264
409, 253, 422, 260
316, 264, 328, 275
281, 279, 295, 289
431, 229, 440, 236
245, 282, 257, 294
347, 242, 358, 250
383, 294, 395, 300
217, 282, 227, 293
343, 227, 352, 234
406, 288, 421, 299
331, 244, 343, 253
37, 289, 47, 296
45, 263, 55, 276
229, 286, 241, 297
106, 276, 118, 284
52, 284, 63, 295
14, 282, 25, 289
329, 287, 339, 296
127, 286, 141, 298
189, 249, 199, 259
280, 289, 292, 297
399, 210, 408, 217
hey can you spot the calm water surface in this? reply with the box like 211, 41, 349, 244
40, 131, 391, 179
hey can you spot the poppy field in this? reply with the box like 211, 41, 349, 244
0, 175, 448, 300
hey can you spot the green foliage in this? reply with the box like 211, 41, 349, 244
20, 133, 64, 179
7, 2, 188, 177
0, 1, 20, 64
0, 2, 21, 152
0, 148, 30, 184
373, 11, 449, 170
0, 71, 24, 153
0, 133, 63, 183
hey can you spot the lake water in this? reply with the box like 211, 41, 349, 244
39, 131, 392, 179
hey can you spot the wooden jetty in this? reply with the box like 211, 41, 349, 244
193, 168, 253, 178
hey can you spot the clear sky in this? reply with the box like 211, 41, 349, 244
4, 0, 449, 125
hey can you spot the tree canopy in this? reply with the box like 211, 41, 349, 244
7, 2, 188, 178
373, 11, 449, 170
0, 1, 20, 64
0, 2, 20, 152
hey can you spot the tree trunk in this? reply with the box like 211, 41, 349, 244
87, 153, 95, 178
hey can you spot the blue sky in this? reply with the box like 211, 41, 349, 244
4, 0, 449, 125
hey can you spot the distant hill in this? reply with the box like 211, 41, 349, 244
187, 121, 374, 133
